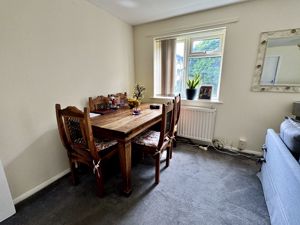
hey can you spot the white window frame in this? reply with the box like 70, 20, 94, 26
153, 27, 226, 101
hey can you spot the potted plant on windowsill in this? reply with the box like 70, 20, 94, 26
186, 74, 201, 100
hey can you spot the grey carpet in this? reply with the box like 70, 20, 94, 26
2, 142, 270, 225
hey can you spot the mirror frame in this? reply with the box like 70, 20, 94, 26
251, 28, 300, 92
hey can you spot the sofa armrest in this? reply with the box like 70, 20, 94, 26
261, 129, 300, 225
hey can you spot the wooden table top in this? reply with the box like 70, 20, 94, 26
91, 104, 162, 137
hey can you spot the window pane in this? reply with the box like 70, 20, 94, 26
175, 41, 185, 95
191, 38, 221, 53
188, 57, 221, 98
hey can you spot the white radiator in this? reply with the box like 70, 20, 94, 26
177, 106, 216, 142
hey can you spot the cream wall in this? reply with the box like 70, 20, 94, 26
134, 0, 300, 152
0, 0, 134, 199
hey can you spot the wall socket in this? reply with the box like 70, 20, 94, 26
238, 138, 247, 150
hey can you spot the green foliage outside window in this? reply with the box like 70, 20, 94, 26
188, 38, 222, 98
192, 38, 220, 53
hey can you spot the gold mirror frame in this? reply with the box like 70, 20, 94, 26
251, 28, 300, 92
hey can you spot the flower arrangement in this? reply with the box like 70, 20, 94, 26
132, 83, 146, 101
128, 84, 146, 114
128, 98, 140, 109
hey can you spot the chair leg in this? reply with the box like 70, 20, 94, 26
155, 153, 160, 184
166, 148, 170, 167
169, 141, 173, 159
95, 166, 104, 197
70, 161, 79, 185
173, 132, 177, 148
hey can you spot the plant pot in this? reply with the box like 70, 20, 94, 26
186, 88, 197, 100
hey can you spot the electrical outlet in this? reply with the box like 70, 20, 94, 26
238, 138, 247, 150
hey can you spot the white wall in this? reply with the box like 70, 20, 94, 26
134, 0, 300, 152
0, 0, 134, 199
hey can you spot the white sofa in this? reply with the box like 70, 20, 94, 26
258, 125, 300, 225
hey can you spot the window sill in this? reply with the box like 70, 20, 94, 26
150, 96, 223, 106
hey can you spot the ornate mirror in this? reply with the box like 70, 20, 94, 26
251, 28, 300, 92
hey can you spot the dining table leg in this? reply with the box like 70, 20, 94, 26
118, 140, 132, 196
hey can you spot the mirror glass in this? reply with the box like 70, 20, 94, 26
252, 28, 300, 92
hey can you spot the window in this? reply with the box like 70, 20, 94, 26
154, 28, 226, 100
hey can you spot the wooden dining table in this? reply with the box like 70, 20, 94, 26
91, 103, 162, 195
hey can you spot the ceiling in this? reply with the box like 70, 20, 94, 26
87, 0, 250, 26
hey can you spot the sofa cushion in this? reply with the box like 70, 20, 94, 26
280, 118, 300, 159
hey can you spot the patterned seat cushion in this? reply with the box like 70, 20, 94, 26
74, 137, 86, 145
73, 137, 117, 152
134, 130, 160, 147
134, 130, 169, 148
94, 138, 118, 151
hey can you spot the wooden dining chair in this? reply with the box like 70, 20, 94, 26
88, 96, 110, 113
172, 94, 181, 151
132, 102, 174, 184
55, 104, 118, 196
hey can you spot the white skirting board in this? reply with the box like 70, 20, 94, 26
13, 168, 70, 205
0, 160, 16, 222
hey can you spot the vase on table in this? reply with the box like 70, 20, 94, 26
132, 100, 141, 115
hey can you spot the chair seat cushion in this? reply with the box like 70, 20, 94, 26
134, 130, 160, 147
134, 130, 169, 148
74, 137, 117, 151
74, 137, 86, 145
95, 138, 118, 151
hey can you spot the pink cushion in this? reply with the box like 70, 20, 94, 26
134, 130, 160, 147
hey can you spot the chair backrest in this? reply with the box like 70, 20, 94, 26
158, 102, 174, 150
174, 94, 181, 126
88, 96, 110, 112
83, 107, 99, 160
56, 104, 86, 151
55, 104, 99, 160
